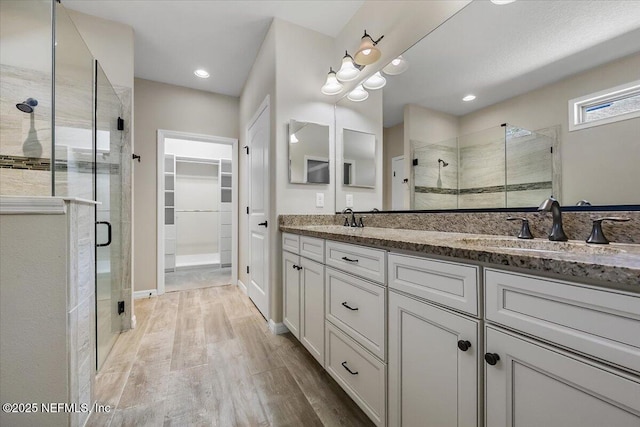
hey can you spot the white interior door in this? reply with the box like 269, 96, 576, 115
392, 156, 404, 210
247, 102, 270, 319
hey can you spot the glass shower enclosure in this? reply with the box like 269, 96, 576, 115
0, 0, 125, 370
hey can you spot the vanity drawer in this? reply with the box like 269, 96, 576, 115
325, 241, 386, 284
282, 232, 300, 254
326, 267, 386, 360
325, 322, 386, 427
485, 269, 640, 374
300, 236, 325, 263
388, 253, 479, 317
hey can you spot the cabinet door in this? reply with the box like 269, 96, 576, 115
485, 326, 640, 427
388, 291, 480, 427
301, 257, 325, 366
282, 251, 301, 339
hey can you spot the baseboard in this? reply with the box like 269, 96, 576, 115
268, 320, 289, 335
237, 279, 247, 294
133, 289, 157, 299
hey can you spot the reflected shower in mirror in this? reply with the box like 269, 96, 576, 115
375, 0, 640, 211
342, 129, 376, 188
288, 119, 330, 184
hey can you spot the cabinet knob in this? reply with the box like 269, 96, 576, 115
484, 353, 500, 366
457, 340, 471, 351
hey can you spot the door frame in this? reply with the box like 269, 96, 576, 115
391, 155, 405, 210
156, 129, 238, 295
244, 95, 270, 320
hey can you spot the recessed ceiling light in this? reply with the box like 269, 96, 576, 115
462, 94, 476, 102
490, 0, 516, 4
194, 69, 210, 79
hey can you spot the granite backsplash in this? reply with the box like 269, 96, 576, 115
280, 210, 640, 244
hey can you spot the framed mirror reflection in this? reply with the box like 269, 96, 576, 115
335, 0, 640, 212
288, 119, 330, 184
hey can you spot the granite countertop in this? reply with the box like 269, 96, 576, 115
280, 224, 640, 292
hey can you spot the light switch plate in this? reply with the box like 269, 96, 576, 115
346, 194, 353, 208
316, 192, 324, 208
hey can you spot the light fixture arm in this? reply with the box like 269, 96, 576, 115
363, 30, 384, 45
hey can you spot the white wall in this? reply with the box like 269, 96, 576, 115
274, 19, 336, 214
134, 78, 239, 291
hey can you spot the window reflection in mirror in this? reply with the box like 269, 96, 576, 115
288, 120, 330, 184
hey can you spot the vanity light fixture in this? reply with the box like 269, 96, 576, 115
363, 71, 386, 90
321, 67, 344, 95
382, 55, 409, 75
290, 133, 299, 144
347, 84, 369, 102
462, 94, 477, 102
336, 51, 361, 82
194, 69, 210, 78
354, 30, 384, 65
490, 0, 517, 4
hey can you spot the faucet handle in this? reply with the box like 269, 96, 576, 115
358, 216, 367, 228
343, 216, 350, 227
586, 217, 630, 244
507, 217, 534, 239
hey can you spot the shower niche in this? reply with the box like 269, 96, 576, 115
411, 124, 558, 210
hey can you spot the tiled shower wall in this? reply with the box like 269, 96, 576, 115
411, 125, 555, 210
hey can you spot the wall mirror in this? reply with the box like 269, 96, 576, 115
342, 0, 640, 212
288, 119, 330, 184
342, 129, 376, 188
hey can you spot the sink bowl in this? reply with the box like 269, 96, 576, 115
456, 237, 628, 255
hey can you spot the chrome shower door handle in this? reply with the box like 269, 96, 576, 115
96, 221, 112, 247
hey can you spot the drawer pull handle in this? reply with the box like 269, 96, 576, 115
341, 256, 359, 263
484, 353, 500, 366
292, 265, 302, 270
457, 340, 471, 352
341, 361, 358, 375
341, 302, 359, 311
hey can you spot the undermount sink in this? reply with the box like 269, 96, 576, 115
456, 237, 628, 255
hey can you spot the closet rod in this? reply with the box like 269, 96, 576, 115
175, 156, 220, 165
175, 210, 220, 213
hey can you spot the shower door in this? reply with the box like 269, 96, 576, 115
95, 62, 124, 370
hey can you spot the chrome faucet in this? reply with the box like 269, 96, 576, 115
341, 208, 357, 227
538, 196, 568, 241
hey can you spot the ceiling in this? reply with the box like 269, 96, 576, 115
383, 0, 640, 127
63, 0, 364, 97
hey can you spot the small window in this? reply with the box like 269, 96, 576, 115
569, 80, 640, 131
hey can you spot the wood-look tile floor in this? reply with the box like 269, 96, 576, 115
165, 267, 233, 293
88, 285, 374, 427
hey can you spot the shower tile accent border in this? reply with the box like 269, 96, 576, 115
279, 210, 640, 244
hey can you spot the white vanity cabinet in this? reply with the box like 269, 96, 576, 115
483, 268, 640, 426
388, 254, 482, 427
484, 325, 640, 427
281, 233, 325, 366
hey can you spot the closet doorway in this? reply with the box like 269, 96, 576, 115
157, 130, 238, 294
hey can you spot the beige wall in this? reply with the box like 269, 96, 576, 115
134, 78, 239, 291
458, 53, 640, 205
383, 123, 404, 210
67, 10, 134, 90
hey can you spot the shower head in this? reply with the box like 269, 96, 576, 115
16, 98, 38, 114
438, 158, 449, 167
